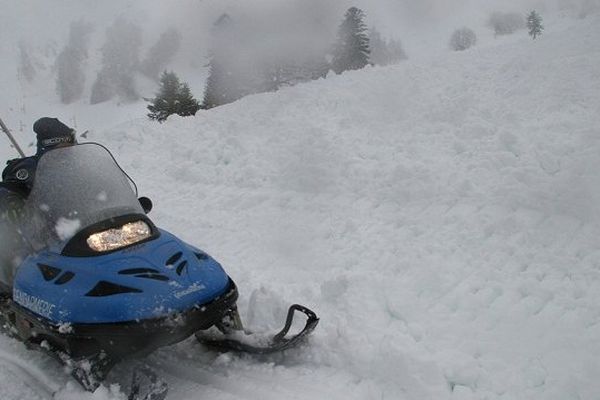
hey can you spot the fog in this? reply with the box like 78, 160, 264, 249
0, 0, 597, 159
2, 0, 595, 72
3, 0, 593, 50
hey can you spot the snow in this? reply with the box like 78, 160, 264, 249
54, 218, 82, 242
1, 6, 600, 400
57, 323, 73, 334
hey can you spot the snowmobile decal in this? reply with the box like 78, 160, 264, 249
13, 288, 56, 319
174, 282, 206, 299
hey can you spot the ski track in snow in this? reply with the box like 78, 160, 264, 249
0, 349, 57, 399
1, 11, 600, 400
147, 354, 350, 400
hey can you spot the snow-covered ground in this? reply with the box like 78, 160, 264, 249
2, 9, 600, 400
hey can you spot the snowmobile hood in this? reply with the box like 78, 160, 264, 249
12, 229, 231, 324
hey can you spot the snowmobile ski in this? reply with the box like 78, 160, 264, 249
198, 304, 319, 354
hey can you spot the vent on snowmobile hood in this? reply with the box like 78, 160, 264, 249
135, 274, 169, 282
166, 252, 183, 266
118, 268, 170, 281
176, 261, 188, 276
119, 268, 160, 275
55, 271, 75, 285
38, 264, 61, 281
165, 251, 188, 276
38, 264, 76, 285
85, 281, 142, 297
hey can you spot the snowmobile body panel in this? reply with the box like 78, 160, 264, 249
2, 278, 238, 361
12, 229, 231, 325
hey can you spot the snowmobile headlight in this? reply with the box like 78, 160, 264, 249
87, 220, 152, 252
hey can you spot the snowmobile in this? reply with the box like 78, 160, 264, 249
0, 143, 318, 400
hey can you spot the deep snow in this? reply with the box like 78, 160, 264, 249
1, 9, 600, 400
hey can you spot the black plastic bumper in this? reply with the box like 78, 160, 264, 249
12, 278, 239, 360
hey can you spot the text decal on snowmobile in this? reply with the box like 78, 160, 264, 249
174, 283, 206, 299
13, 288, 57, 319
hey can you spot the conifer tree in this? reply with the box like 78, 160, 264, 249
527, 10, 543, 39
56, 47, 86, 103
331, 7, 370, 74
369, 28, 390, 66
147, 71, 200, 122
18, 42, 35, 83
140, 28, 182, 80
90, 18, 142, 104
90, 70, 113, 104
201, 56, 238, 109
201, 14, 245, 109
387, 39, 408, 63
56, 20, 93, 104
177, 82, 201, 117
488, 12, 525, 37
369, 27, 407, 66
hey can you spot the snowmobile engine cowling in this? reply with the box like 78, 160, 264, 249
12, 229, 230, 324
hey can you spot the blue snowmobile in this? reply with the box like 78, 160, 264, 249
0, 143, 318, 399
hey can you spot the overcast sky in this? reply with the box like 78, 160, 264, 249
2, 0, 585, 47
0, 0, 595, 159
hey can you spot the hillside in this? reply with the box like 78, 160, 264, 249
1, 11, 600, 400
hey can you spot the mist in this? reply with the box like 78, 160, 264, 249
0, 0, 597, 159
4, 0, 592, 50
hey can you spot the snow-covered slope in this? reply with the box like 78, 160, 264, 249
2, 12, 600, 400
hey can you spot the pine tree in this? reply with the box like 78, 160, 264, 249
90, 70, 113, 104
331, 7, 370, 74
56, 20, 93, 104
387, 39, 408, 63
527, 10, 543, 39
56, 47, 86, 103
369, 27, 407, 66
201, 55, 238, 109
201, 15, 245, 109
140, 28, 182, 80
18, 42, 35, 83
178, 83, 201, 117
488, 12, 525, 37
90, 18, 142, 104
369, 28, 390, 66
147, 71, 200, 122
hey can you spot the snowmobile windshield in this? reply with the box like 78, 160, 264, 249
23, 143, 143, 251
